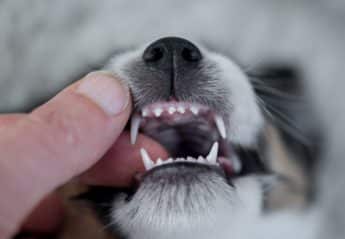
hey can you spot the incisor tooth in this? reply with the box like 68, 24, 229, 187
168, 106, 176, 114
153, 108, 163, 117
130, 116, 141, 145
190, 106, 199, 115
215, 115, 226, 139
142, 109, 149, 117
140, 148, 154, 170
197, 156, 205, 163
156, 158, 163, 166
187, 156, 194, 162
206, 142, 219, 164
177, 106, 186, 114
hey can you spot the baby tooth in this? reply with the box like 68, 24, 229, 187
156, 158, 163, 166
177, 106, 186, 114
197, 156, 205, 163
215, 115, 226, 139
168, 106, 176, 114
140, 148, 154, 170
142, 109, 149, 117
130, 116, 141, 145
153, 108, 163, 117
206, 142, 219, 164
190, 106, 199, 115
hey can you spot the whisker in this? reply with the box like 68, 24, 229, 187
263, 103, 310, 145
252, 83, 302, 102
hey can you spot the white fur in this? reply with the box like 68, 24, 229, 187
105, 48, 143, 95
107, 46, 264, 147
111, 176, 263, 239
111, 176, 320, 239
206, 52, 264, 146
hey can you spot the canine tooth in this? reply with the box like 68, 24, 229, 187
177, 106, 186, 114
168, 106, 176, 114
153, 108, 163, 117
156, 158, 163, 166
140, 148, 154, 170
215, 115, 226, 139
130, 116, 141, 145
190, 106, 199, 115
206, 142, 219, 164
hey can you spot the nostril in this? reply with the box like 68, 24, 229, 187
141, 37, 202, 99
181, 47, 202, 62
143, 46, 165, 63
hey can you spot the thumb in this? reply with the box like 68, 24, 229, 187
0, 71, 131, 237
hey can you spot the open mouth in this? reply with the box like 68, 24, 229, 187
130, 101, 242, 178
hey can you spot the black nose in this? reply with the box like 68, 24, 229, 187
142, 37, 202, 97
143, 37, 202, 63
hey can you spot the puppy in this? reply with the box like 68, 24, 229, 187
57, 37, 322, 239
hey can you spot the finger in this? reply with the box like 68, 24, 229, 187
80, 132, 169, 186
0, 114, 24, 129
0, 71, 131, 238
20, 193, 64, 234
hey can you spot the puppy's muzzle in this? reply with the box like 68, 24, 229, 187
142, 37, 202, 98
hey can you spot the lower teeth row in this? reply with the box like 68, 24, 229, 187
140, 142, 219, 171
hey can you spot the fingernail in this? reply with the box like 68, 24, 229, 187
77, 71, 129, 115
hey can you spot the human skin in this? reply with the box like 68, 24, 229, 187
0, 72, 167, 238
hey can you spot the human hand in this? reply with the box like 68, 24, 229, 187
0, 72, 167, 238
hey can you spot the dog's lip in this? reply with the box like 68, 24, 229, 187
136, 161, 226, 184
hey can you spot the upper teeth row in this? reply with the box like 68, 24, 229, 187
142, 105, 200, 117
130, 111, 227, 145
140, 142, 219, 171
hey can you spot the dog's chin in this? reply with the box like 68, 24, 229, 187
110, 164, 263, 239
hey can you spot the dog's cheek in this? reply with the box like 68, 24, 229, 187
233, 177, 263, 215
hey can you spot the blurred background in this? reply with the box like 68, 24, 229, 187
0, 0, 344, 238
